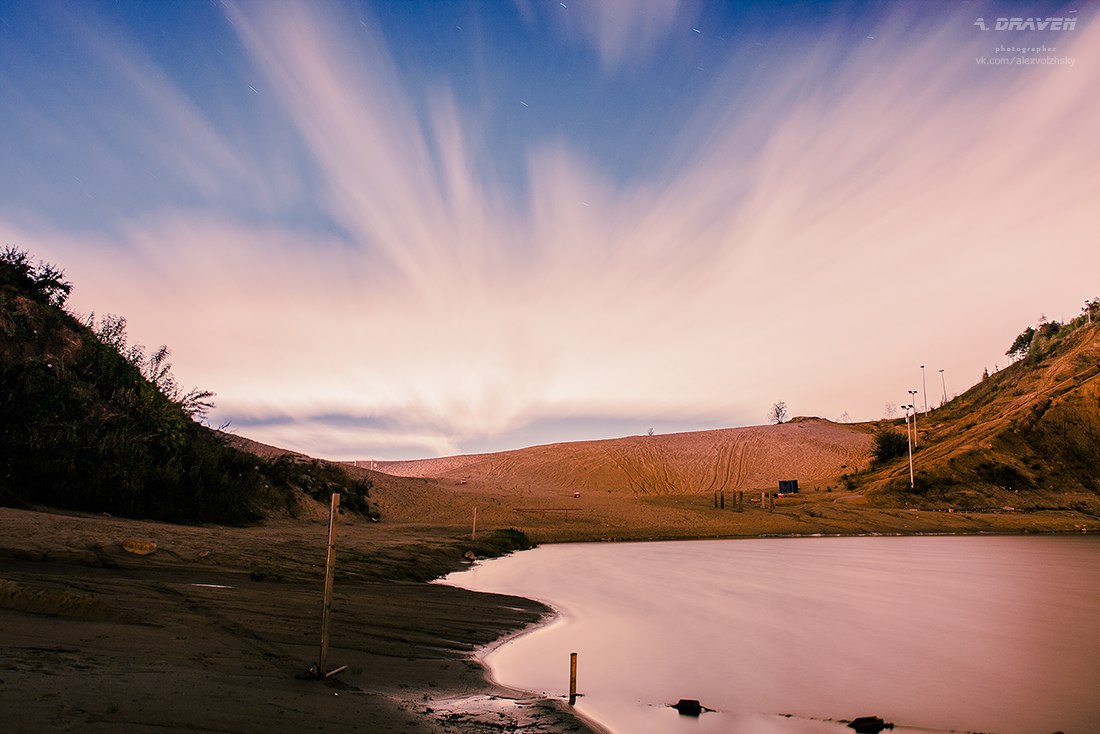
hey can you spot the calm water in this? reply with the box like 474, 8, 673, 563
443, 536, 1100, 734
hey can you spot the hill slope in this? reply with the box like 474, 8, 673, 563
0, 248, 372, 523
864, 312, 1100, 512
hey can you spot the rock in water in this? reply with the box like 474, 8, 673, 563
848, 716, 893, 733
671, 699, 703, 716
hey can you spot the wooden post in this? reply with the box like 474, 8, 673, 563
318, 492, 340, 676
761, 491, 766, 511
569, 652, 578, 705
472, 507, 477, 540
720, 490, 725, 509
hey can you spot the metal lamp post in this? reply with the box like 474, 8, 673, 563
920, 365, 928, 413
908, 389, 919, 445
902, 404, 915, 489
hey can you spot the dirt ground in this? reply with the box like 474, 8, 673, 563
0, 507, 604, 733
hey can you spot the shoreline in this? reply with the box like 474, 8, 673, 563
432, 518, 1098, 734
2, 505, 1095, 733
440, 530, 1100, 730
0, 507, 607, 734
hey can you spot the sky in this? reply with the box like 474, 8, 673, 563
2, 1, 1098, 460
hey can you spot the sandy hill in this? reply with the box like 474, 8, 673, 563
380, 418, 871, 496
356, 419, 883, 540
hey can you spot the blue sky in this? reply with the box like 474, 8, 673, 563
3, 1, 1098, 459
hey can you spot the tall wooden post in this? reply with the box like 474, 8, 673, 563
318, 492, 340, 676
472, 506, 477, 540
720, 490, 725, 510
569, 652, 578, 705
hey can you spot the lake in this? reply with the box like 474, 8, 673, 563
443, 535, 1100, 734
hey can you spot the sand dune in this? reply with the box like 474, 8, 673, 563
380, 419, 871, 494
364, 419, 877, 541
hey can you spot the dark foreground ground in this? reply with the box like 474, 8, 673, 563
0, 508, 604, 733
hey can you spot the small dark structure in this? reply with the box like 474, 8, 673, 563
670, 699, 706, 716
778, 479, 799, 494
848, 716, 894, 733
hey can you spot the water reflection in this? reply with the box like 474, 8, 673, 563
444, 536, 1100, 734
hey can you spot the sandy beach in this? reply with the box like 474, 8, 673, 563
0, 507, 604, 733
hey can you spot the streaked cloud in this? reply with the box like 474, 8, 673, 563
514, 0, 700, 73
4, 2, 1098, 459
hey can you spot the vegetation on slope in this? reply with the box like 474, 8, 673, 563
0, 247, 372, 524
863, 300, 1100, 513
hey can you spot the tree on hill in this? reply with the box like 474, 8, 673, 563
1006, 326, 1035, 361
768, 400, 788, 424
1083, 297, 1099, 323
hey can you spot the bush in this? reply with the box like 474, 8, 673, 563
871, 427, 909, 463
262, 454, 374, 517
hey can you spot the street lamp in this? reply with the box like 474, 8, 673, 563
939, 369, 947, 407
902, 404, 915, 489
920, 365, 928, 414
908, 389, 919, 445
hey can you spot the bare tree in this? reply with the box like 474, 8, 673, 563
883, 402, 898, 419
768, 400, 788, 424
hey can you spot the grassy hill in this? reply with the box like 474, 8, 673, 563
0, 247, 371, 524
863, 307, 1100, 513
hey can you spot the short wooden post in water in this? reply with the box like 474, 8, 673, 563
472, 506, 478, 541
318, 492, 340, 676
569, 652, 578, 705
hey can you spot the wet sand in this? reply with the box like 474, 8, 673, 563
0, 507, 604, 733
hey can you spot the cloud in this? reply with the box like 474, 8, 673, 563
222, 1, 1100, 448
7, 2, 1099, 459
526, 0, 700, 74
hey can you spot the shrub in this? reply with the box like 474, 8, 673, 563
871, 427, 909, 463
